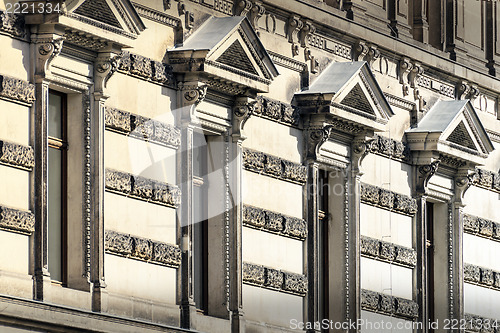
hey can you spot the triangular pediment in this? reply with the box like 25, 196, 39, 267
406, 100, 494, 166
293, 61, 393, 133
168, 16, 279, 94
74, 0, 123, 29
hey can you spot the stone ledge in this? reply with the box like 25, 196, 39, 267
105, 107, 181, 148
463, 214, 500, 242
360, 235, 417, 268
253, 95, 300, 128
243, 204, 307, 240
473, 168, 500, 194
105, 169, 181, 208
0, 140, 34, 171
0, 74, 35, 105
464, 313, 500, 333
0, 205, 35, 235
360, 183, 418, 216
105, 230, 181, 268
117, 51, 175, 87
242, 148, 306, 185
361, 289, 419, 319
464, 263, 500, 291
366, 134, 411, 162
242, 262, 307, 296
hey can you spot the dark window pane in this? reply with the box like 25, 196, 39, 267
48, 147, 62, 282
48, 92, 62, 138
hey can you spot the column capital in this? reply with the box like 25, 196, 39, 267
32, 34, 64, 81
178, 81, 208, 124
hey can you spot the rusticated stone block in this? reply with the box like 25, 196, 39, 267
130, 53, 152, 78
265, 211, 283, 232
243, 205, 265, 228
464, 215, 480, 234
464, 263, 481, 283
265, 268, 283, 289
395, 297, 419, 318
264, 155, 282, 177
379, 294, 395, 313
151, 61, 173, 84
153, 242, 181, 267
242, 262, 265, 285
494, 272, 500, 289
132, 175, 154, 199
395, 246, 417, 267
493, 173, 500, 192
105, 107, 131, 133
133, 237, 152, 260
475, 169, 494, 188
0, 205, 35, 234
361, 289, 379, 310
379, 189, 394, 208
152, 120, 181, 147
132, 115, 155, 139
494, 222, 500, 240
0, 11, 25, 38
479, 218, 494, 237
282, 104, 299, 126
360, 184, 379, 204
242, 148, 265, 172
380, 241, 396, 261
263, 98, 281, 120
360, 236, 379, 257
481, 268, 494, 286
0, 140, 34, 169
105, 230, 133, 255
378, 136, 394, 156
394, 194, 417, 215
152, 182, 181, 208
282, 271, 307, 295
282, 160, 307, 184
393, 141, 406, 159
105, 169, 132, 193
118, 51, 131, 71
283, 216, 307, 239
0, 75, 35, 104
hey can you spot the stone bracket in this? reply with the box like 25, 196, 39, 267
415, 160, 440, 194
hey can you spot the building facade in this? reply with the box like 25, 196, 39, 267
0, 0, 499, 332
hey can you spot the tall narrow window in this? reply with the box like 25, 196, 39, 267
318, 169, 329, 325
193, 133, 208, 312
426, 202, 435, 325
48, 90, 68, 284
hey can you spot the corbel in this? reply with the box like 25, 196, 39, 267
456, 80, 470, 100
466, 85, 480, 102
234, 0, 253, 16
94, 52, 122, 93
298, 19, 315, 48
409, 61, 425, 110
178, 82, 208, 124
364, 44, 380, 68
305, 126, 333, 161
398, 57, 413, 97
249, 1, 265, 31
287, 15, 303, 56
177, 0, 194, 30
352, 40, 369, 61
232, 96, 257, 140
351, 135, 375, 175
415, 160, 440, 194
304, 48, 319, 74
454, 168, 475, 205
33, 37, 64, 81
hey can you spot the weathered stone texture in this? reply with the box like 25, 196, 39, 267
0, 11, 25, 37
361, 183, 417, 216
360, 235, 416, 267
0, 205, 35, 234
0, 140, 34, 170
361, 289, 419, 319
0, 75, 35, 104
243, 148, 306, 184
118, 51, 174, 85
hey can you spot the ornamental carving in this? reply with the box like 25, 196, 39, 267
117, 51, 174, 86
0, 140, 34, 170
366, 135, 410, 161
254, 96, 299, 127
416, 160, 440, 194
105, 169, 181, 208
361, 289, 419, 319
360, 236, 417, 267
105, 107, 181, 148
0, 205, 35, 235
242, 262, 265, 285
242, 148, 307, 185
287, 15, 303, 47
105, 230, 181, 268
465, 313, 500, 332
473, 168, 494, 189
282, 271, 307, 295
361, 183, 418, 216
264, 268, 283, 289
463, 214, 500, 242
464, 263, 500, 291
0, 11, 25, 38
243, 262, 308, 296
243, 204, 307, 240
0, 75, 35, 105
353, 41, 379, 68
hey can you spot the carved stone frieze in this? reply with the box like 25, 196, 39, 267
361, 183, 418, 216
0, 205, 35, 235
0, 140, 35, 170
243, 204, 307, 240
242, 262, 265, 285
105, 230, 181, 268
360, 235, 417, 268
464, 313, 500, 332
463, 214, 500, 242
361, 289, 419, 319
117, 51, 174, 86
473, 168, 495, 190
242, 262, 307, 296
105, 169, 181, 208
282, 271, 307, 295
0, 11, 25, 38
264, 267, 283, 289
105, 107, 181, 148
242, 148, 307, 184
0, 75, 35, 105
254, 96, 299, 127
366, 134, 411, 162
464, 263, 500, 291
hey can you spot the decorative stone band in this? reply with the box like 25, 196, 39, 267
105, 169, 181, 208
361, 289, 419, 319
117, 51, 175, 87
360, 235, 417, 268
366, 134, 411, 162
242, 148, 307, 185
0, 205, 35, 235
254, 95, 300, 127
105, 107, 181, 148
242, 262, 308, 296
0, 11, 25, 38
360, 183, 418, 216
473, 168, 500, 194
464, 214, 500, 242
464, 263, 500, 291
0, 140, 34, 171
105, 230, 181, 268
464, 313, 500, 332
243, 204, 307, 240
0, 74, 35, 105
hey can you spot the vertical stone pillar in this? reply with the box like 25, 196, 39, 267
177, 82, 207, 329
413, 0, 429, 43
31, 32, 64, 302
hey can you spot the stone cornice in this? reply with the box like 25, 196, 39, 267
472, 168, 500, 194
242, 262, 307, 296
0, 74, 35, 106
243, 204, 307, 240
105, 107, 181, 149
105, 230, 181, 268
117, 51, 175, 87
132, 2, 180, 28
105, 169, 181, 208
360, 235, 417, 268
242, 148, 307, 185
360, 183, 418, 216
0, 140, 34, 171
254, 95, 300, 127
361, 289, 419, 319
463, 214, 500, 242
0, 205, 35, 235
464, 263, 500, 291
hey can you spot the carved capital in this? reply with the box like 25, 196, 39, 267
454, 168, 475, 204
34, 37, 64, 79
415, 160, 440, 194
95, 52, 122, 92
232, 97, 256, 140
